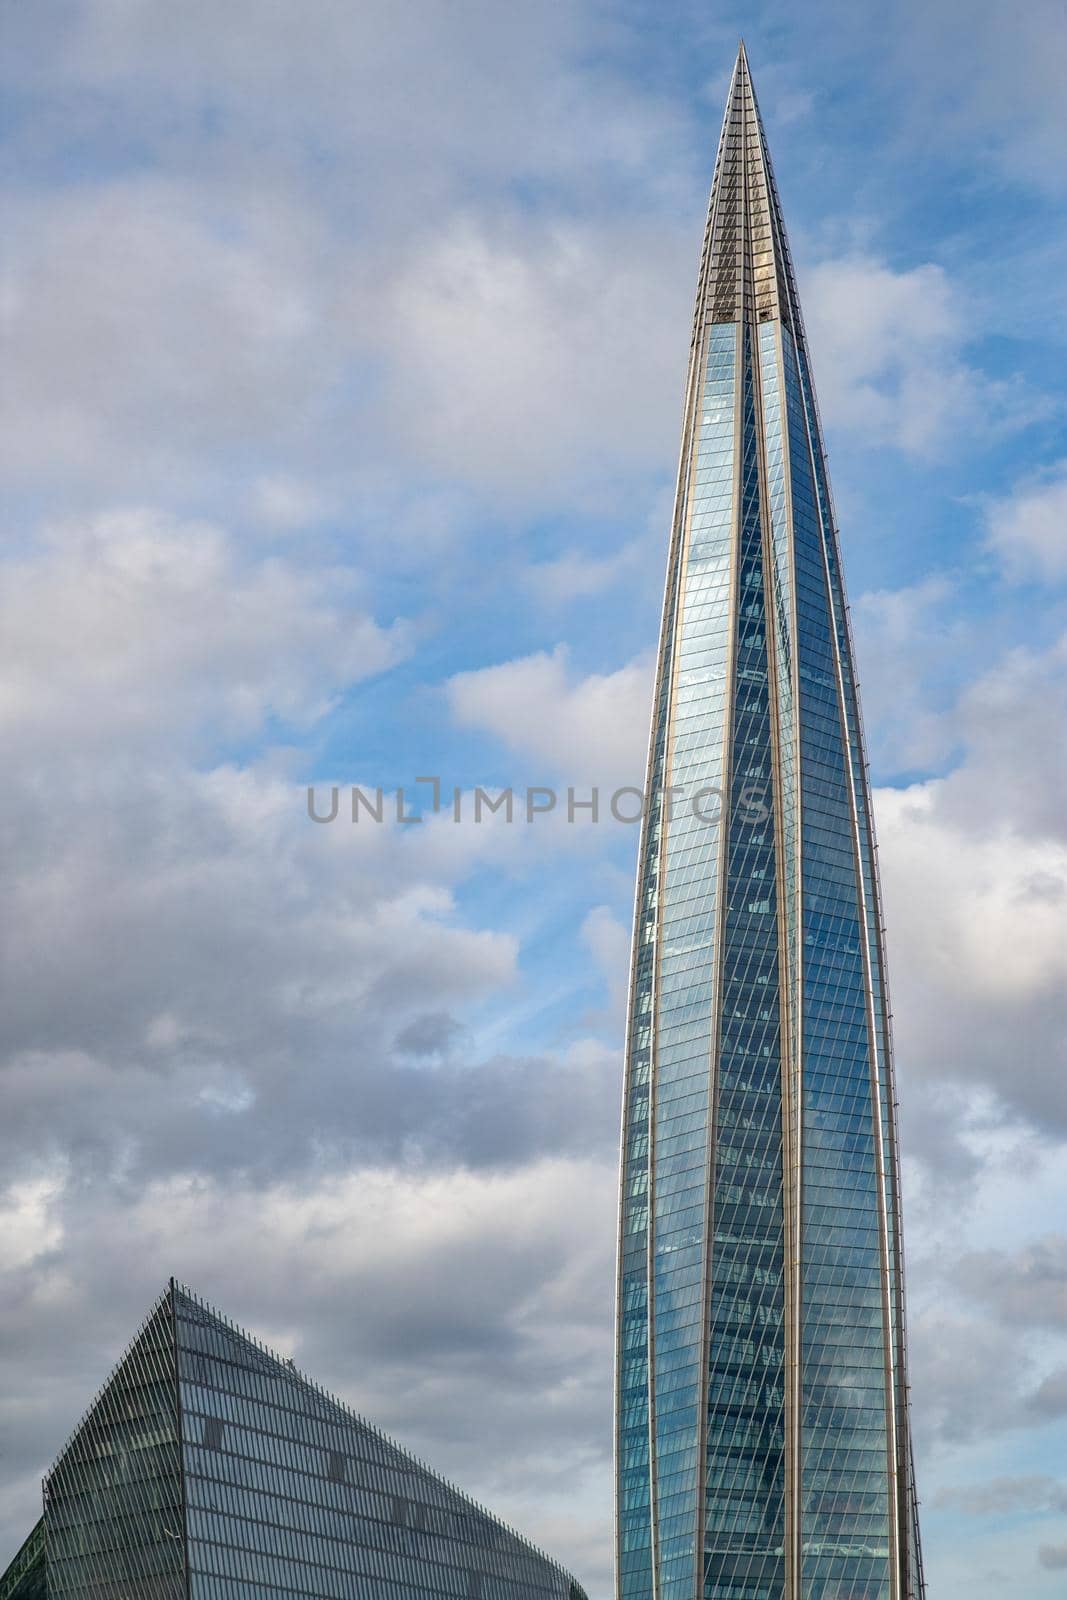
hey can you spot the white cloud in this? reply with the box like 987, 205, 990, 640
0, 4, 699, 516
581, 905, 630, 1028
953, 1235, 1067, 1332
947, 636, 1067, 843
852, 574, 964, 770
986, 463, 1067, 582
877, 780, 1067, 1137
0, 507, 406, 754
250, 475, 333, 533
892, 0, 1067, 194
802, 254, 1039, 455
1, 183, 334, 489
57, 0, 683, 207
525, 540, 645, 606
375, 218, 687, 496
0, 177, 694, 514
447, 645, 652, 787
880, 783, 1067, 999
854, 617, 1067, 1192
0, 1172, 65, 1273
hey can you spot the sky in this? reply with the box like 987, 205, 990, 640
2, 0, 1067, 1594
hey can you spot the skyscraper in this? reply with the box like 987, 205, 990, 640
2, 1282, 588, 1600
615, 44, 924, 1600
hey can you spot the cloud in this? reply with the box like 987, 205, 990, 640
372, 217, 688, 497
802, 254, 1039, 455
1039, 1541, 1067, 1570
0, 1174, 64, 1273
892, 0, 1067, 194
945, 636, 1067, 843
877, 782, 1067, 1139
1, 183, 335, 491
0, 507, 407, 757
1027, 1369, 1067, 1422
0, 179, 693, 516
0, 495, 624, 1204
581, 906, 630, 1026
986, 462, 1067, 582
934, 1476, 1067, 1516
872, 624, 1067, 1146
447, 646, 652, 788
525, 540, 646, 607
47, 0, 688, 212
953, 1236, 1067, 1332
1, 3, 701, 517
907, 1301, 1029, 1445
852, 574, 964, 771
0, 754, 640, 1194
250, 475, 334, 533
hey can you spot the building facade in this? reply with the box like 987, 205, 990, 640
2, 1282, 587, 1600
614, 44, 924, 1600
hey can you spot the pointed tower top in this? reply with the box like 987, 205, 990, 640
697, 43, 801, 332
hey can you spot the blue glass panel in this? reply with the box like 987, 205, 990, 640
650, 323, 737, 1600
781, 324, 892, 1599
795, 341, 920, 1589
703, 325, 786, 1600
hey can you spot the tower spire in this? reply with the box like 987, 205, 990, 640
698, 42, 799, 330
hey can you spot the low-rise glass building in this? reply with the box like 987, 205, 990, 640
2, 1282, 588, 1600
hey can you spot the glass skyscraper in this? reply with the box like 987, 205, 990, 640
2, 1281, 588, 1600
615, 44, 924, 1600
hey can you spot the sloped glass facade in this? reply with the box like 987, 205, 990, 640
43, 1292, 186, 1600
0, 1521, 47, 1600
173, 1286, 586, 1600
614, 44, 924, 1600
5, 1283, 587, 1600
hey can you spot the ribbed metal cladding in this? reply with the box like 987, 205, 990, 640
614, 42, 924, 1600
705, 48, 795, 330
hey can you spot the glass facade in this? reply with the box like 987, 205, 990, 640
173, 1286, 585, 1600
7, 1283, 587, 1600
43, 1291, 186, 1600
0, 1522, 47, 1600
614, 43, 924, 1600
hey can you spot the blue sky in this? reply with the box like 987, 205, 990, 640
2, 2, 1067, 1595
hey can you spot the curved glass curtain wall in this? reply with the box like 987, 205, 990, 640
614, 41, 923, 1600
780, 322, 893, 1597
650, 324, 736, 1600
701, 325, 786, 1599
